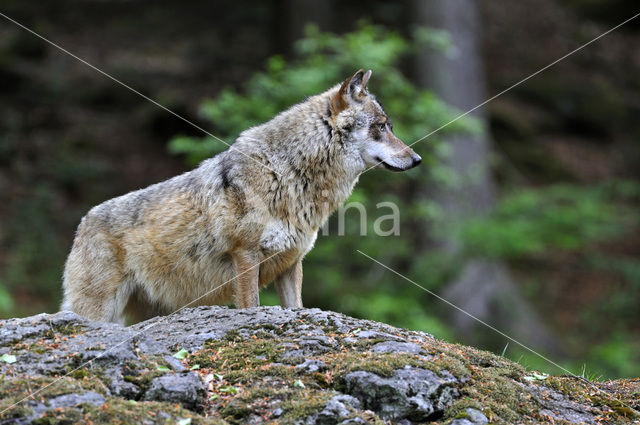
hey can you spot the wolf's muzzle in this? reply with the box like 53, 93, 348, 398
376, 153, 422, 172
410, 153, 422, 168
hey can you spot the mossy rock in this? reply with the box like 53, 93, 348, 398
0, 307, 638, 424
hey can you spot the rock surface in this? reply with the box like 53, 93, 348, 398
0, 306, 638, 424
344, 368, 458, 421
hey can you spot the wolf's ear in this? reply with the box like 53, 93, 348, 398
331, 69, 372, 115
349, 69, 372, 97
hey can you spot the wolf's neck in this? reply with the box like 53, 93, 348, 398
239, 93, 362, 232
283, 124, 361, 232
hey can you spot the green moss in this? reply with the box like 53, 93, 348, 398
0, 403, 34, 424
454, 409, 471, 419
60, 353, 85, 375
277, 389, 333, 421
350, 337, 388, 350
133, 325, 640, 423
259, 323, 278, 332
320, 324, 339, 335
191, 336, 293, 384
544, 376, 640, 423
32, 344, 48, 354
223, 329, 242, 342
217, 385, 284, 417
428, 340, 638, 424
32, 408, 83, 425
373, 339, 542, 424
116, 357, 171, 396
327, 351, 428, 381
37, 324, 88, 346
0, 376, 108, 400
123, 375, 137, 383
37, 398, 226, 425
0, 376, 108, 423
220, 398, 254, 423
72, 369, 90, 380
281, 355, 305, 366
218, 384, 344, 425
53, 324, 87, 337
0, 373, 225, 424
194, 331, 473, 422
193, 333, 387, 422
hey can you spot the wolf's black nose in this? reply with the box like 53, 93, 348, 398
411, 154, 422, 168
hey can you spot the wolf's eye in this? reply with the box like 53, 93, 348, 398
379, 123, 387, 132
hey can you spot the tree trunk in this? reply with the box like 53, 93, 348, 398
412, 0, 561, 355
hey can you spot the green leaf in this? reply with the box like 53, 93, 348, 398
173, 348, 188, 360
532, 372, 549, 380
209, 394, 220, 401
214, 373, 224, 381
0, 353, 16, 364
177, 419, 192, 425
293, 379, 305, 389
219, 385, 239, 394
156, 365, 170, 372
190, 364, 200, 370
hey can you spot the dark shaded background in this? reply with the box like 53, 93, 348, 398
1, 0, 639, 379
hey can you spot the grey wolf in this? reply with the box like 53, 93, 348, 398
61, 69, 421, 323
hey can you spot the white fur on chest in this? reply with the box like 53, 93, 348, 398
259, 219, 317, 257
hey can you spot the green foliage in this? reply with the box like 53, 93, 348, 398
340, 292, 453, 340
589, 254, 640, 320
1, 185, 68, 317
587, 334, 640, 379
459, 182, 635, 259
0, 285, 13, 315
512, 331, 640, 380
168, 135, 225, 169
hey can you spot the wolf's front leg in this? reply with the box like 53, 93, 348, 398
232, 251, 260, 308
275, 259, 303, 309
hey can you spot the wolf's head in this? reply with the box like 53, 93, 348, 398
330, 69, 421, 172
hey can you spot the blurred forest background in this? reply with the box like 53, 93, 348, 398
1, 0, 639, 380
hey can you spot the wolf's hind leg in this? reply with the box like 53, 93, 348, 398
62, 233, 130, 324
275, 259, 303, 309
62, 274, 130, 324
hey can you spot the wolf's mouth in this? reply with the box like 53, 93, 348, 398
375, 156, 405, 172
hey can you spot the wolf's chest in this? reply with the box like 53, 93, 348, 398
256, 222, 317, 286
258, 220, 318, 257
